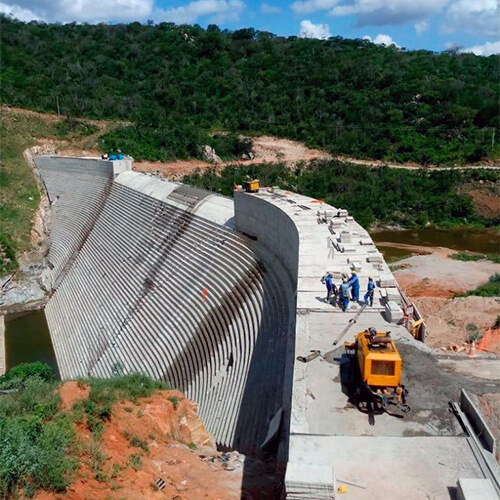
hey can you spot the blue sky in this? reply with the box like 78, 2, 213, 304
1, 0, 499, 55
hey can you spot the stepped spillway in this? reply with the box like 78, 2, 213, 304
35, 157, 113, 287
39, 161, 295, 453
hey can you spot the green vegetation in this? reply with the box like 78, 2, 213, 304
129, 435, 149, 453
1, 17, 498, 165
127, 453, 142, 471
0, 363, 167, 498
168, 395, 179, 409
466, 323, 483, 343
184, 160, 500, 228
0, 110, 58, 275
0, 364, 78, 498
450, 252, 500, 264
457, 273, 500, 298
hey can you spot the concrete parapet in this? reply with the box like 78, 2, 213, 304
461, 389, 497, 455
111, 158, 133, 176
457, 478, 498, 500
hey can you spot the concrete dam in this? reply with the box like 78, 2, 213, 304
34, 156, 499, 499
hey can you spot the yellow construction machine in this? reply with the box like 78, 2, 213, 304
345, 328, 410, 414
243, 179, 260, 193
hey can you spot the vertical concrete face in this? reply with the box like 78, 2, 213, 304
234, 190, 300, 287
110, 158, 133, 176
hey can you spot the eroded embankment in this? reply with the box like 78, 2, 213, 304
35, 383, 279, 500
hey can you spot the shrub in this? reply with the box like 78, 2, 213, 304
457, 273, 500, 298
129, 435, 149, 453
0, 361, 53, 388
127, 453, 142, 471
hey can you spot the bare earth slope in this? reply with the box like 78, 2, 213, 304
32, 382, 276, 500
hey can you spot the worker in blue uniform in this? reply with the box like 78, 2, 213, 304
364, 276, 376, 306
322, 272, 336, 304
339, 278, 350, 311
348, 270, 360, 303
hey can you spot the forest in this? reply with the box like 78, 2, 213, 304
183, 160, 500, 228
1, 16, 499, 165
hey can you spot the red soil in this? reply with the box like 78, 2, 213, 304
33, 384, 243, 500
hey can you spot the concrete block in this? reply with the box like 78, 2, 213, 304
379, 274, 396, 287
337, 209, 348, 217
385, 301, 404, 323
349, 261, 362, 271
345, 216, 354, 222
380, 287, 401, 304
367, 253, 383, 263
457, 478, 498, 500
340, 231, 352, 243
360, 238, 373, 245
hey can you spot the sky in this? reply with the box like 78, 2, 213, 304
0, 0, 499, 55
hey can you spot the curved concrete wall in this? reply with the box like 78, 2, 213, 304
35, 157, 113, 287
44, 169, 294, 453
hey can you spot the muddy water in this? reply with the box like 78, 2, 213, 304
5, 310, 59, 377
372, 227, 500, 261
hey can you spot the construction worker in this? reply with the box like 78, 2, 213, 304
364, 276, 376, 306
321, 272, 336, 304
348, 270, 360, 303
339, 278, 350, 311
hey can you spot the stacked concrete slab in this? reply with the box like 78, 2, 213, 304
35, 157, 113, 287
42, 169, 294, 454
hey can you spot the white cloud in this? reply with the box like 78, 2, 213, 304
291, 0, 337, 14
261, 2, 281, 13
331, 0, 449, 25
155, 0, 244, 23
445, 0, 499, 38
0, 0, 153, 23
0, 1, 42, 21
462, 40, 500, 56
299, 19, 331, 39
414, 20, 429, 35
292, 0, 448, 27
364, 33, 399, 47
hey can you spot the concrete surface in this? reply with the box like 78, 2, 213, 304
438, 358, 500, 381
290, 435, 483, 500
239, 187, 493, 500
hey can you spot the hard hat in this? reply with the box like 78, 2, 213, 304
342, 278, 347, 282
368, 275, 373, 279
351, 270, 357, 274
338, 484, 348, 494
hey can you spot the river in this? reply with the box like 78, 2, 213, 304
371, 227, 499, 262
5, 310, 59, 377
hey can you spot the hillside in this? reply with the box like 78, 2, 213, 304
1, 16, 499, 165
0, 364, 272, 499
